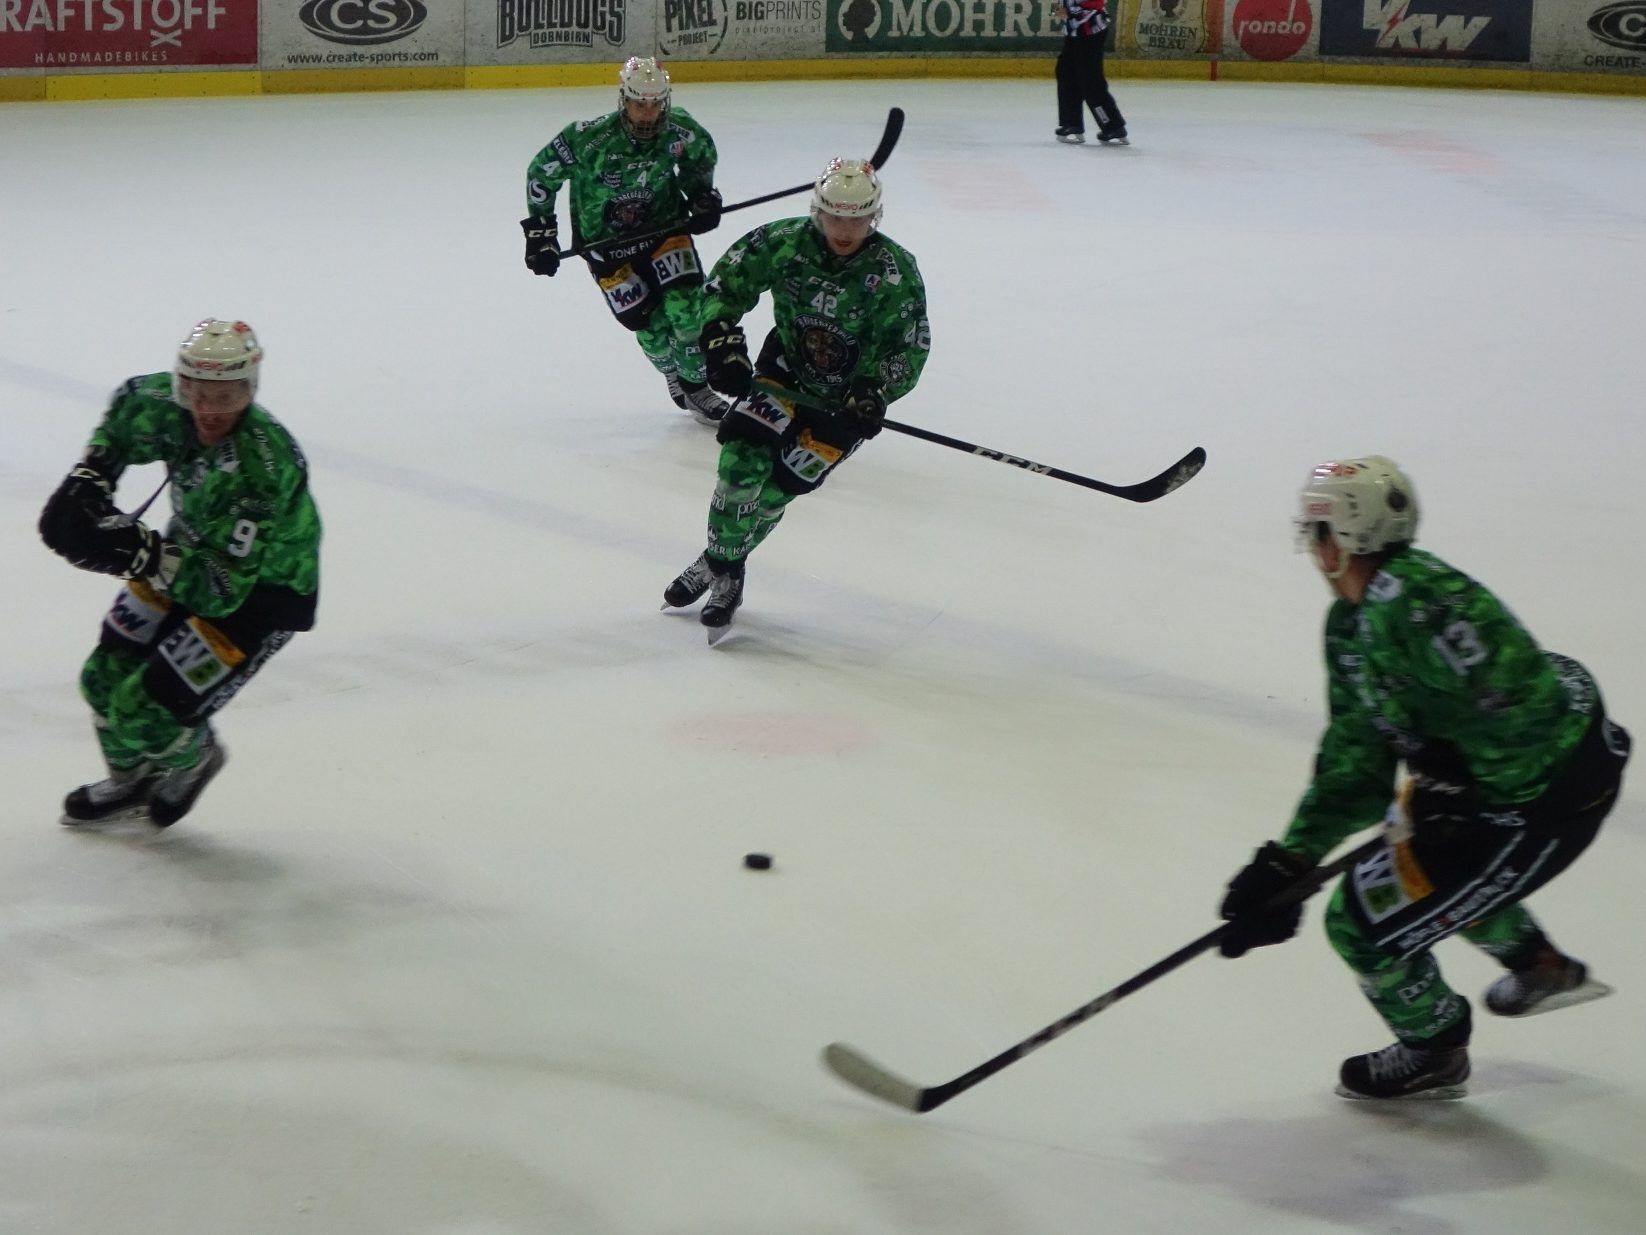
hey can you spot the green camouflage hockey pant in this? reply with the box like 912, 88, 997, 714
704, 439, 798, 566
635, 283, 708, 385
587, 234, 708, 386
79, 579, 292, 773
1323, 712, 1628, 1045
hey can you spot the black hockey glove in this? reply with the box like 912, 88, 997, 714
686, 188, 723, 235
39, 460, 119, 568
1218, 841, 1314, 958
700, 319, 752, 398
88, 517, 180, 587
844, 378, 887, 440
520, 215, 561, 277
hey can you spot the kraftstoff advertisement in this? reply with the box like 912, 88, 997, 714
1, 0, 258, 72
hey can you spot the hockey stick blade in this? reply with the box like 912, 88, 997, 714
823, 835, 1382, 1114
1105, 445, 1207, 503
868, 106, 905, 170
751, 380, 1207, 504
822, 1043, 932, 1112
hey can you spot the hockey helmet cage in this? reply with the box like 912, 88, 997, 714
618, 57, 671, 141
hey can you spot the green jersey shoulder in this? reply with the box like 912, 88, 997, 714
90, 373, 321, 629
703, 220, 930, 401
526, 107, 717, 240
1284, 548, 1593, 859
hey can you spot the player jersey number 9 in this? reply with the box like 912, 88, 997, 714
229, 518, 259, 559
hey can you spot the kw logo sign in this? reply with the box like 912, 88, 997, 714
1362, 0, 1485, 52
1319, 0, 1530, 62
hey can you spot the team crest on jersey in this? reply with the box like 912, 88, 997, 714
863, 272, 880, 293
794, 313, 855, 377
604, 188, 653, 233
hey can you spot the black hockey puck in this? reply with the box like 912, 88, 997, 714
743, 852, 773, 871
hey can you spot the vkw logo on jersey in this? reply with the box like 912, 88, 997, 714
299, 0, 427, 45
498, 0, 627, 48
660, 0, 729, 54
1590, 1, 1646, 52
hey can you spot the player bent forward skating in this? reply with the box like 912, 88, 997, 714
662, 156, 931, 640
1217, 457, 1629, 1099
38, 320, 322, 828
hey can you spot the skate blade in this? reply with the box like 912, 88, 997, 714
59, 807, 155, 829
1493, 979, 1614, 1018
705, 624, 735, 646
1335, 1082, 1468, 1101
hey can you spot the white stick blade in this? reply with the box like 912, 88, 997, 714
821, 1043, 924, 1111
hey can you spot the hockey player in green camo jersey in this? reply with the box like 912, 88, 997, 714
1217, 457, 1630, 1101
521, 56, 730, 427
38, 320, 321, 829
663, 157, 931, 638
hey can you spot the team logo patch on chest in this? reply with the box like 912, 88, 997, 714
604, 188, 654, 234
793, 313, 855, 376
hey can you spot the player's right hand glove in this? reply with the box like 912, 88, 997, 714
700, 319, 752, 398
520, 215, 561, 277
1218, 841, 1314, 958
39, 459, 120, 570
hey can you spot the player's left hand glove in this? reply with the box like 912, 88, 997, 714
81, 517, 181, 587
844, 379, 887, 440
1218, 841, 1314, 958
686, 188, 722, 235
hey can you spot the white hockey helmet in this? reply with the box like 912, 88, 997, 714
811, 157, 883, 232
1295, 456, 1420, 569
618, 56, 671, 142
172, 319, 263, 407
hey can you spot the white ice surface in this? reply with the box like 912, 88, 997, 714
2, 77, 1644, 1234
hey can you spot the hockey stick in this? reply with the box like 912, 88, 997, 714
558, 107, 905, 263
822, 833, 1384, 1113
752, 378, 1206, 504
130, 474, 169, 520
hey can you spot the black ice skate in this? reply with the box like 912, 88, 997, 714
61, 762, 159, 826
679, 380, 731, 426
148, 732, 228, 828
1336, 1039, 1470, 1101
662, 552, 714, 610
665, 372, 689, 410
701, 561, 745, 644
1097, 127, 1129, 146
1054, 127, 1085, 145
1485, 951, 1612, 1018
